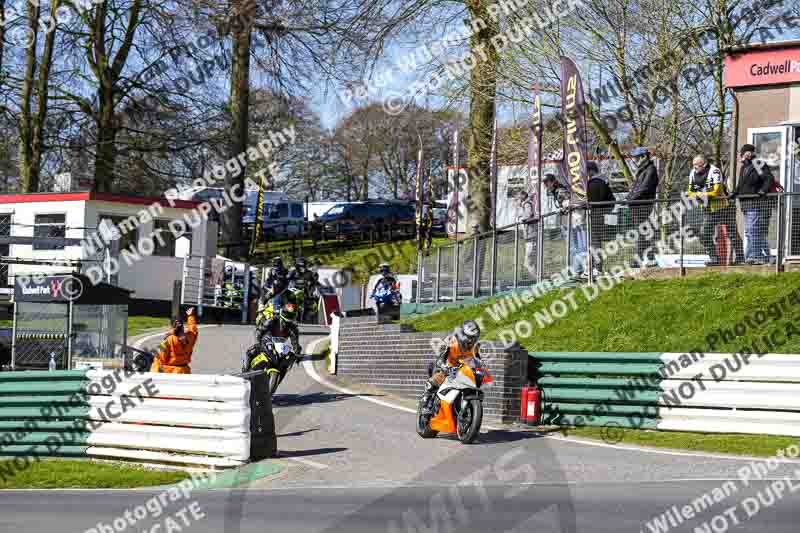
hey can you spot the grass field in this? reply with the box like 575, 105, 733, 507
0, 459, 190, 489
127, 316, 171, 337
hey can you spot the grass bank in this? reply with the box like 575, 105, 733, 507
405, 272, 800, 455
0, 459, 190, 489
405, 272, 800, 353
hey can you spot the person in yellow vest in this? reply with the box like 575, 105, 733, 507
150, 307, 198, 374
419, 320, 481, 415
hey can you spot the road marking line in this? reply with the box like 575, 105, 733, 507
302, 350, 797, 462
286, 457, 330, 469
543, 432, 800, 462
301, 358, 502, 430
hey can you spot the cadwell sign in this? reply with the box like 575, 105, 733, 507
725, 47, 800, 88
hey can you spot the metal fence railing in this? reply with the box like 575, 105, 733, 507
417, 193, 797, 303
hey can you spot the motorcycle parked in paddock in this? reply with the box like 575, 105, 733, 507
416, 355, 493, 444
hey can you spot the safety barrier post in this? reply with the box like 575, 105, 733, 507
242, 263, 250, 324
777, 193, 786, 273
512, 223, 519, 290
434, 247, 441, 303
453, 239, 460, 302
490, 226, 497, 296
679, 206, 686, 277
181, 255, 188, 305
416, 251, 423, 305
198, 256, 206, 317
587, 205, 594, 286
537, 216, 544, 284
472, 228, 479, 298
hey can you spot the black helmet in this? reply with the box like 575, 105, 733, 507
458, 320, 480, 350
280, 303, 298, 322
272, 256, 284, 269
379, 263, 390, 275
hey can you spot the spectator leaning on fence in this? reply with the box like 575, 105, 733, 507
626, 147, 660, 268
733, 144, 773, 265
586, 162, 616, 272
544, 173, 588, 278
687, 155, 745, 266
518, 191, 538, 278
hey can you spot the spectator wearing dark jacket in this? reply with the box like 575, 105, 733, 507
586, 162, 616, 271
626, 147, 659, 267
734, 144, 773, 264
687, 155, 744, 266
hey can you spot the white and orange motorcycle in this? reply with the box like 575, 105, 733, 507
416, 356, 493, 444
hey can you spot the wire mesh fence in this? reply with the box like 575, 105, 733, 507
12, 302, 69, 370
418, 193, 795, 303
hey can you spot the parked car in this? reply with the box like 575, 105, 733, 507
317, 201, 415, 236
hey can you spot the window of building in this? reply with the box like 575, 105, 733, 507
291, 203, 304, 218
33, 214, 66, 251
98, 214, 139, 253
268, 203, 289, 219
152, 219, 177, 257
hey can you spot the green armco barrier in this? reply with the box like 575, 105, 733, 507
542, 414, 659, 430
0, 370, 91, 459
543, 387, 660, 404
0, 370, 89, 382
538, 377, 660, 389
0, 381, 90, 395
543, 402, 658, 416
0, 407, 89, 419
0, 420, 89, 431
1, 395, 91, 407
535, 362, 663, 375
3, 431, 89, 446
0, 445, 88, 457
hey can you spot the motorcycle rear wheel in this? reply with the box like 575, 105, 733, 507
456, 399, 483, 444
416, 397, 438, 438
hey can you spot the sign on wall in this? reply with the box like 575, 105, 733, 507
725, 47, 800, 88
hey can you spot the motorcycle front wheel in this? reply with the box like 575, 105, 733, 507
268, 371, 283, 396
456, 399, 483, 444
416, 397, 438, 439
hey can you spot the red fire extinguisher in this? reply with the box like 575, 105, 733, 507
520, 385, 542, 425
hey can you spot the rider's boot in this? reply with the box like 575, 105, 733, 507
420, 382, 438, 415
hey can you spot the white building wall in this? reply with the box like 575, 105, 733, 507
2, 197, 214, 302
4, 199, 88, 282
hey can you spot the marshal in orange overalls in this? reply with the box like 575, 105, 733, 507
150, 314, 198, 374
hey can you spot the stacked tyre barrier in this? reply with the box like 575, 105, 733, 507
0, 370, 277, 469
532, 352, 800, 436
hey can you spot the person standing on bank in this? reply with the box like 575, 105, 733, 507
687, 155, 745, 266
586, 162, 616, 272
518, 191, 538, 278
732, 144, 773, 264
626, 147, 660, 268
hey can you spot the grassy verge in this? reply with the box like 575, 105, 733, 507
552, 426, 797, 457
404, 272, 800, 353
0, 459, 190, 489
128, 316, 170, 337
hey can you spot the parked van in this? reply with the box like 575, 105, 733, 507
173, 186, 305, 238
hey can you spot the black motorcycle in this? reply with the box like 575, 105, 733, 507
244, 335, 302, 396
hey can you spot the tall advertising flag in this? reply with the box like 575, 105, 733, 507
415, 140, 424, 252
490, 117, 498, 229
425, 159, 434, 254
527, 90, 543, 219
249, 169, 268, 257
560, 56, 588, 200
